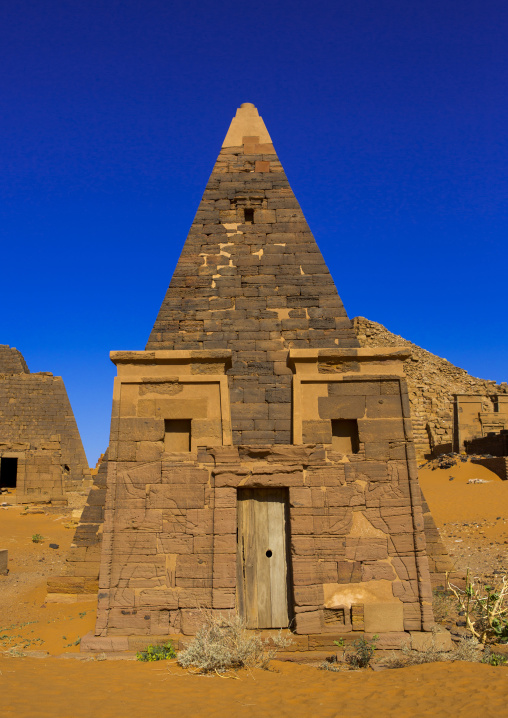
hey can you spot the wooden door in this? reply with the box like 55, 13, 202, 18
237, 488, 289, 629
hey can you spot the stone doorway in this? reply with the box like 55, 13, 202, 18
237, 487, 290, 629
0, 457, 18, 489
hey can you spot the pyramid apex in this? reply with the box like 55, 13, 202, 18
222, 103, 272, 148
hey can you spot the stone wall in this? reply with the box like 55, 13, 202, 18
353, 318, 508, 460
465, 431, 508, 457
471, 456, 508, 481
0, 345, 91, 502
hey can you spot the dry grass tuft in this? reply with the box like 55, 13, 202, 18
382, 634, 483, 669
177, 612, 293, 674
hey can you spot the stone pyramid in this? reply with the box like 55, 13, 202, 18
81, 104, 439, 651
146, 103, 359, 446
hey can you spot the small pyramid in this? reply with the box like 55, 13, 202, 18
147, 103, 359, 445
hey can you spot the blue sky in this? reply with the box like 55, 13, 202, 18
1, 0, 507, 465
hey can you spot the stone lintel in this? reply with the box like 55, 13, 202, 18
110, 350, 232, 365
289, 348, 411, 362
289, 347, 410, 377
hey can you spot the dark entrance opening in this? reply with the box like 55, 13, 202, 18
0, 457, 18, 488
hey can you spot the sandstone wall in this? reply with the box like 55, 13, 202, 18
353, 318, 508, 460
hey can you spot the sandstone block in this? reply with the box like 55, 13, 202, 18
158, 534, 194, 554
337, 560, 362, 584
402, 602, 423, 631
136, 588, 179, 609
180, 609, 206, 635
293, 584, 323, 607
358, 419, 405, 443
106, 608, 152, 635
114, 508, 163, 533
361, 561, 396, 582
292, 559, 338, 585
118, 418, 164, 442
318, 395, 366, 420
212, 589, 236, 610
410, 628, 454, 652
345, 538, 388, 562
148, 484, 204, 510
294, 610, 322, 634
161, 466, 209, 485
363, 602, 404, 632
136, 441, 163, 462
176, 555, 211, 580
119, 462, 162, 487
366, 395, 402, 419
392, 579, 419, 603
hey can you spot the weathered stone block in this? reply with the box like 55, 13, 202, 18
148, 484, 204, 509
366, 395, 402, 419
294, 610, 322, 634
136, 441, 163, 462
345, 538, 388, 561
363, 602, 404, 632
358, 419, 405, 443
118, 418, 164, 442
318, 395, 366, 420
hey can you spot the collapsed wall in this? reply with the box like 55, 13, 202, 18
0, 344, 91, 503
48, 452, 107, 597
353, 318, 508, 460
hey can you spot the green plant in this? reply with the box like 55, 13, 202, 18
328, 635, 378, 670
31, 534, 44, 543
482, 648, 507, 666
345, 634, 379, 668
136, 641, 176, 662
448, 571, 508, 644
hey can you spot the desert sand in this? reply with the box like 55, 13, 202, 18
1, 459, 508, 716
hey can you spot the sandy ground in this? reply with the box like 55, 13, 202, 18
1, 460, 508, 716
1, 657, 508, 718
0, 500, 96, 654
419, 459, 508, 578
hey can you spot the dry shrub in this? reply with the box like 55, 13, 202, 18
319, 661, 344, 672
432, 588, 454, 622
177, 612, 293, 674
382, 634, 483, 669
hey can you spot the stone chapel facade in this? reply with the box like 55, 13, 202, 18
88, 104, 435, 648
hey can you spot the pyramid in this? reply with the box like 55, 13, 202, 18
84, 104, 437, 652
147, 103, 359, 446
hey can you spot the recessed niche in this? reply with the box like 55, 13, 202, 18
164, 419, 191, 452
331, 419, 360, 454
